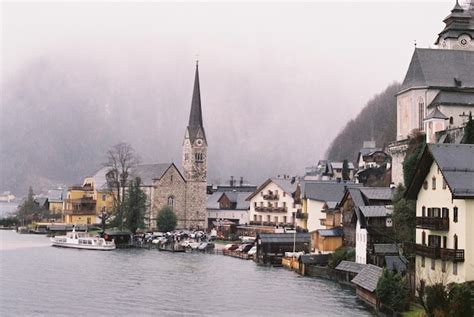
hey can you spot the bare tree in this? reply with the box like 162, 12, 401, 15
104, 143, 140, 228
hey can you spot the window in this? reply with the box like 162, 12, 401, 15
258, 215, 262, 222
260, 202, 264, 207
454, 234, 458, 250
274, 216, 278, 223
441, 260, 446, 273
421, 256, 425, 267
254, 202, 257, 208
170, 174, 173, 182
185, 153, 189, 160
422, 231, 426, 245
102, 194, 106, 201
443, 236, 447, 249
453, 262, 458, 275
422, 206, 426, 217
423, 181, 428, 190
442, 208, 449, 218
253, 215, 257, 221
454, 207, 458, 223
87, 217, 91, 224
283, 202, 287, 208
283, 216, 287, 223
431, 258, 435, 270
449, 116, 454, 125
283, 192, 286, 197
195, 153, 203, 162
275, 202, 278, 208
442, 178, 447, 189
419, 98, 424, 130
167, 196, 174, 208
432, 176, 436, 190
267, 215, 271, 222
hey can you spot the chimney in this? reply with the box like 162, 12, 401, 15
240, 177, 243, 187
230, 176, 234, 187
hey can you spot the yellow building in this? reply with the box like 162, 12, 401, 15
47, 189, 65, 215
64, 176, 115, 225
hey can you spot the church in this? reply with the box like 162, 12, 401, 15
89, 63, 208, 230
389, 0, 474, 185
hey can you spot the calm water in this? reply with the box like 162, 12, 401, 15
0, 231, 373, 316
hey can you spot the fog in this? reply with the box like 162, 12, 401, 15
0, 1, 455, 195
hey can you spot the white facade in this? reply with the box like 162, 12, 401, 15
248, 181, 298, 226
415, 161, 474, 286
208, 209, 249, 225
355, 220, 368, 264
306, 199, 325, 233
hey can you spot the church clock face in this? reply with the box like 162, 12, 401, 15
459, 35, 470, 47
195, 139, 203, 146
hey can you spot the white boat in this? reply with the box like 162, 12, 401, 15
50, 228, 116, 250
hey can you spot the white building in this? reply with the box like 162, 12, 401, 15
247, 177, 300, 227
207, 191, 251, 227
406, 144, 474, 286
389, 2, 474, 185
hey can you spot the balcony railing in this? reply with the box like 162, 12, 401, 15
416, 217, 449, 231
263, 194, 279, 200
295, 211, 308, 219
414, 244, 441, 259
440, 248, 465, 262
64, 209, 96, 215
255, 206, 287, 213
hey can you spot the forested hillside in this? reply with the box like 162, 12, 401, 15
326, 82, 401, 163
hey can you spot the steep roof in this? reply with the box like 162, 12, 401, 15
400, 48, 474, 91
304, 182, 360, 202
351, 264, 383, 293
186, 63, 206, 143
424, 107, 449, 120
428, 90, 474, 108
207, 191, 252, 210
406, 144, 474, 199
335, 260, 367, 274
246, 178, 297, 201
359, 187, 394, 202
317, 227, 343, 237
385, 255, 408, 273
359, 206, 392, 218
373, 243, 399, 254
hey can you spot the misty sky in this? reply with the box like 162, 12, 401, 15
0, 0, 460, 187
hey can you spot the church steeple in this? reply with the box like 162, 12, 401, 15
435, 0, 474, 49
186, 61, 207, 144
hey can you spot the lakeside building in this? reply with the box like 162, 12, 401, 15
207, 190, 252, 227
406, 144, 474, 286
389, 1, 474, 186
47, 189, 65, 214
351, 264, 383, 309
304, 160, 355, 182
354, 141, 392, 187
246, 177, 301, 228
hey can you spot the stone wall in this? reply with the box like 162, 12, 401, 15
185, 181, 207, 229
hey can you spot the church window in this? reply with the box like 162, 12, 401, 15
167, 196, 175, 209
449, 117, 454, 125
195, 153, 203, 162
418, 98, 424, 130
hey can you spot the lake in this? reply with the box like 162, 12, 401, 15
0, 231, 373, 316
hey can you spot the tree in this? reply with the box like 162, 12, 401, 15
376, 269, 409, 312
104, 142, 140, 228
17, 186, 37, 225
418, 281, 472, 317
392, 184, 416, 243
462, 112, 474, 144
156, 206, 177, 232
403, 131, 425, 187
124, 177, 147, 234
328, 246, 355, 268
342, 159, 350, 181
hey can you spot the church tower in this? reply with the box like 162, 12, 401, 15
435, 0, 474, 50
182, 62, 207, 229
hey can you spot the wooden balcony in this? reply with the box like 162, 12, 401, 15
440, 248, 465, 262
416, 217, 449, 231
413, 244, 441, 259
263, 194, 279, 200
255, 206, 287, 213
64, 209, 96, 215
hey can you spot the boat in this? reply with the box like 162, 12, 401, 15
50, 227, 116, 250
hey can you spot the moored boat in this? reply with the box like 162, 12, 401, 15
50, 227, 115, 250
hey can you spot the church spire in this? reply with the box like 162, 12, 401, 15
188, 61, 203, 128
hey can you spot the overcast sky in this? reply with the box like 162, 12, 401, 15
0, 0, 462, 186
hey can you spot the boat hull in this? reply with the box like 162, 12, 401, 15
51, 241, 116, 251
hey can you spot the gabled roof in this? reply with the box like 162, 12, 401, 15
400, 48, 474, 92
359, 187, 394, 202
257, 233, 311, 244
428, 90, 474, 109
47, 189, 65, 202
335, 260, 367, 274
246, 178, 297, 201
424, 107, 449, 121
351, 264, 383, 292
406, 144, 474, 199
359, 206, 392, 218
317, 227, 343, 237
207, 191, 252, 210
304, 182, 360, 202
373, 243, 399, 255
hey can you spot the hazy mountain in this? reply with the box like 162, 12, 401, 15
325, 82, 401, 163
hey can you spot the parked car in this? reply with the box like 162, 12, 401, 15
198, 242, 214, 251
224, 244, 239, 251
236, 244, 253, 253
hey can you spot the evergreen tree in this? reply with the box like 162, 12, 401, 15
402, 132, 425, 187
392, 184, 416, 243
462, 112, 474, 144
342, 159, 350, 180
376, 269, 409, 312
17, 186, 37, 225
156, 206, 177, 232
124, 177, 147, 234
